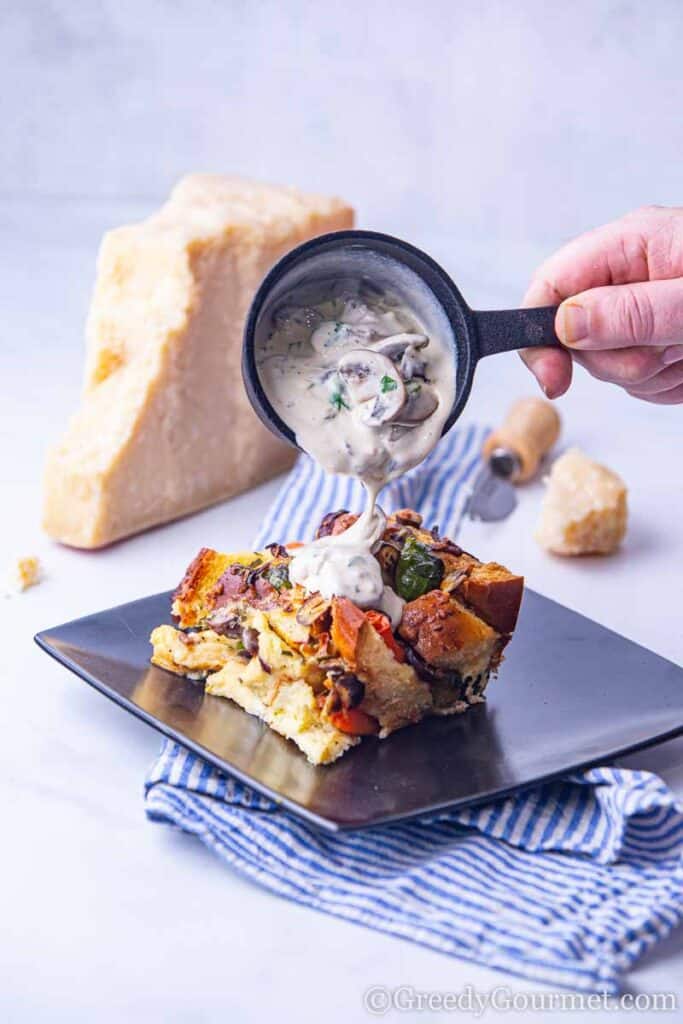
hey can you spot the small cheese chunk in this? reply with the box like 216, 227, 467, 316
43, 176, 354, 548
7, 555, 42, 592
535, 448, 627, 556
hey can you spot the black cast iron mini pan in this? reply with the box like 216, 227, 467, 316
242, 230, 563, 446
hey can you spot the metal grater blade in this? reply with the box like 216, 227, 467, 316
466, 464, 518, 522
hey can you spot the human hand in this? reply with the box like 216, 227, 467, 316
521, 206, 683, 403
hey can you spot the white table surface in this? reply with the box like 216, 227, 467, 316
2, 199, 682, 1022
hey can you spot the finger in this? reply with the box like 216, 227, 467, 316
520, 285, 573, 397
524, 206, 681, 306
570, 346, 667, 387
523, 275, 565, 307
519, 347, 572, 399
623, 360, 683, 397
626, 381, 683, 405
555, 278, 683, 351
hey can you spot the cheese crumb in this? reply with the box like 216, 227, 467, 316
535, 449, 627, 556
7, 556, 42, 593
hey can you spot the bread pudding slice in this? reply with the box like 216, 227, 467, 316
150, 510, 523, 764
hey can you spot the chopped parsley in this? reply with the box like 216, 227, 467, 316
330, 391, 349, 411
380, 375, 398, 393
406, 380, 422, 395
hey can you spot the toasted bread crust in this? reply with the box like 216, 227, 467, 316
153, 506, 524, 762
174, 547, 216, 604
172, 547, 234, 627
398, 590, 497, 670
459, 564, 524, 635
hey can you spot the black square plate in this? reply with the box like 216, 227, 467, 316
35, 589, 683, 831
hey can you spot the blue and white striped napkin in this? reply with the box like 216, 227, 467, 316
145, 425, 683, 993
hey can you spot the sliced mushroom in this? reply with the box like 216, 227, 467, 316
394, 509, 423, 526
441, 569, 468, 594
296, 592, 332, 627
371, 333, 430, 382
241, 626, 259, 657
315, 509, 357, 539
400, 346, 429, 381
265, 541, 289, 559
388, 424, 410, 442
376, 541, 401, 579
393, 381, 439, 424
337, 350, 390, 403
429, 538, 463, 556
371, 333, 428, 361
331, 672, 365, 710
337, 350, 406, 425
207, 610, 242, 638
405, 646, 463, 687
357, 394, 407, 427
316, 656, 346, 678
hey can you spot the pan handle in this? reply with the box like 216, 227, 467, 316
473, 306, 561, 358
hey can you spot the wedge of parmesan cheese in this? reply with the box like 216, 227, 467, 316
535, 448, 627, 556
43, 176, 354, 548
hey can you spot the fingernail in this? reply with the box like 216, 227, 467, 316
522, 351, 549, 395
662, 344, 683, 365
560, 302, 588, 347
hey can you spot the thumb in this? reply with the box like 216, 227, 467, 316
556, 278, 683, 350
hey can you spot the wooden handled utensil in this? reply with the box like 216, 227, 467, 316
466, 398, 561, 522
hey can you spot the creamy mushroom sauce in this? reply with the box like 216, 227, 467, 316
257, 277, 455, 626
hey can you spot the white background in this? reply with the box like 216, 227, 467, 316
1, 2, 682, 1021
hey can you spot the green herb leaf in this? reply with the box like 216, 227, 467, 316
380, 375, 398, 393
266, 563, 292, 591
395, 536, 444, 602
330, 391, 349, 411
